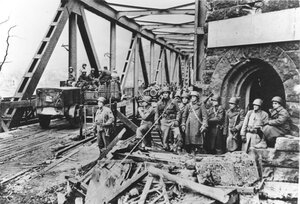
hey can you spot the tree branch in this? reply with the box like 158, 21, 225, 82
0, 17, 9, 26
0, 25, 16, 72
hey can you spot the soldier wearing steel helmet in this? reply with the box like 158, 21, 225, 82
181, 91, 208, 154
240, 98, 269, 150
223, 97, 245, 152
136, 96, 155, 149
155, 86, 181, 151
94, 96, 115, 153
255, 96, 291, 148
205, 95, 225, 154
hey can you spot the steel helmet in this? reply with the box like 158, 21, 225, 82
142, 96, 152, 103
253, 98, 263, 106
181, 92, 190, 99
190, 91, 200, 98
271, 96, 283, 104
97, 96, 106, 103
174, 91, 181, 98
161, 86, 171, 94
228, 97, 239, 105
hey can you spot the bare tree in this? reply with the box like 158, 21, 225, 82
0, 17, 16, 72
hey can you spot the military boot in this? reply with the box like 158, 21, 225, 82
254, 140, 267, 149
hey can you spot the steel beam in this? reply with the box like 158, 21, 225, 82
149, 41, 154, 83
6, 1, 76, 128
154, 47, 164, 82
134, 34, 140, 97
178, 55, 183, 86
163, 49, 170, 84
77, 7, 101, 75
69, 12, 77, 79
79, 0, 185, 55
110, 22, 116, 71
194, 0, 207, 82
138, 37, 149, 87
142, 24, 194, 30
171, 53, 179, 82
118, 9, 195, 17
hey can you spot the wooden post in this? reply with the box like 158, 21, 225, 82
69, 12, 77, 80
194, 0, 206, 83
110, 22, 116, 71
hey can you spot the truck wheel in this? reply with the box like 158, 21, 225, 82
39, 115, 51, 129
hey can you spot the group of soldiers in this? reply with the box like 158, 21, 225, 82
135, 87, 291, 155
75, 64, 119, 90
92, 84, 291, 155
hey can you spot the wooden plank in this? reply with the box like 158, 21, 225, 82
0, 168, 32, 185
148, 166, 231, 204
275, 137, 299, 152
107, 170, 148, 203
138, 176, 154, 204
263, 167, 299, 183
260, 181, 298, 200
55, 136, 96, 158
116, 110, 137, 132
37, 148, 79, 177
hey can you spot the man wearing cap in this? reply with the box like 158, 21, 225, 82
223, 97, 245, 152
155, 86, 181, 151
182, 91, 208, 154
240, 98, 269, 150
136, 96, 155, 149
94, 97, 115, 153
205, 95, 225, 154
255, 96, 291, 148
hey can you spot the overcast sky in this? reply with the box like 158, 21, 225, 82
0, 0, 193, 96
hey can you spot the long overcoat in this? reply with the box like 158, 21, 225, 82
182, 102, 208, 145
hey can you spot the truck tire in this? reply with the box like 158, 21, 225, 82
38, 115, 51, 129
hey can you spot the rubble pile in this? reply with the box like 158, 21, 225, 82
63, 135, 261, 204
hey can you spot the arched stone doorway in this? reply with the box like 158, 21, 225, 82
220, 59, 285, 111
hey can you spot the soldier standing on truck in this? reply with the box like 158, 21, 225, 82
155, 86, 181, 151
94, 97, 115, 154
136, 96, 155, 150
223, 97, 245, 152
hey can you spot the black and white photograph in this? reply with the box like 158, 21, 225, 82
0, 0, 299, 203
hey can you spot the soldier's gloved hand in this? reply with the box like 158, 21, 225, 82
241, 135, 247, 143
200, 126, 206, 133
174, 120, 179, 127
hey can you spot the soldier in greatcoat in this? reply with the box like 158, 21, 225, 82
240, 98, 269, 150
205, 95, 225, 154
181, 91, 208, 154
136, 96, 155, 149
255, 96, 291, 148
94, 97, 114, 153
223, 97, 245, 152
155, 87, 181, 151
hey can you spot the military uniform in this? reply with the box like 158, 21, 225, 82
223, 107, 245, 152
262, 106, 290, 146
241, 110, 268, 150
94, 106, 114, 150
205, 105, 225, 154
137, 105, 155, 147
155, 98, 181, 150
182, 102, 208, 150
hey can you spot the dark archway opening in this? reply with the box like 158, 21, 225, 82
221, 59, 285, 112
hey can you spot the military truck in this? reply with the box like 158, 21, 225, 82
36, 87, 82, 128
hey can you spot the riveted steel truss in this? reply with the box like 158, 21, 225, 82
3, 0, 206, 129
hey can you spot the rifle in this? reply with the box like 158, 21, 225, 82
203, 93, 214, 105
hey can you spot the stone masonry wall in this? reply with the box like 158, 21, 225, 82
201, 0, 300, 117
